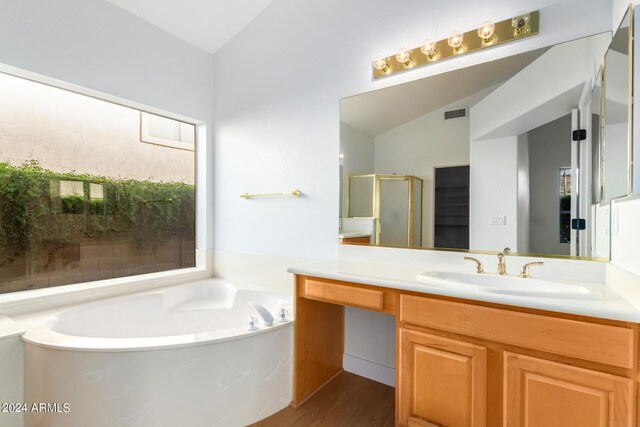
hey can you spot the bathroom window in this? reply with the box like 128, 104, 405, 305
140, 112, 195, 151
559, 167, 571, 244
0, 72, 196, 293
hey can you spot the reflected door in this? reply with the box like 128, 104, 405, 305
379, 178, 410, 246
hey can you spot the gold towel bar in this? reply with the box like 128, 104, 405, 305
240, 189, 302, 200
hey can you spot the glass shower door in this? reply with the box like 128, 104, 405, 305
379, 177, 410, 246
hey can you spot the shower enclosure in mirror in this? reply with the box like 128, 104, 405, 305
347, 174, 423, 247
339, 29, 632, 260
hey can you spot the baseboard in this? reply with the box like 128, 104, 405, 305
290, 368, 344, 408
343, 354, 395, 387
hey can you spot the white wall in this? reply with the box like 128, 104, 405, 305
527, 114, 572, 255
340, 122, 375, 217
211, 0, 612, 384
373, 92, 487, 246
344, 308, 395, 385
593, 202, 611, 259
613, 0, 634, 31
471, 35, 609, 141
517, 133, 531, 253
612, 197, 640, 276
212, 0, 612, 260
470, 136, 521, 251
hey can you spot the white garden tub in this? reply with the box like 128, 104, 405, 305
22, 279, 293, 427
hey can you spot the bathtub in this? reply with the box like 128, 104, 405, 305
22, 279, 293, 427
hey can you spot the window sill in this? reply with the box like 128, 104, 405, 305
0, 250, 211, 316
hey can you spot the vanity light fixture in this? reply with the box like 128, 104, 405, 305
478, 21, 496, 44
447, 31, 464, 53
512, 11, 531, 36
372, 10, 539, 79
420, 39, 437, 60
395, 48, 413, 67
373, 56, 390, 73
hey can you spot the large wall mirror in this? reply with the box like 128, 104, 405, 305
339, 24, 633, 260
603, 8, 633, 201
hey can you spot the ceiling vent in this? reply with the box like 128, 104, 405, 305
444, 107, 467, 120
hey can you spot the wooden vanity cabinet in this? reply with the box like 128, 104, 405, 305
293, 275, 638, 426
399, 294, 636, 427
339, 236, 371, 244
399, 329, 487, 426
503, 352, 633, 427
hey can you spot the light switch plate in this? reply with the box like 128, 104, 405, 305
490, 216, 506, 225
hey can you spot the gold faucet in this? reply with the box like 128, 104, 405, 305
497, 247, 510, 275
497, 253, 507, 275
463, 256, 484, 274
519, 261, 544, 278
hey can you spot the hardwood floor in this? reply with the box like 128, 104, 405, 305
250, 372, 395, 427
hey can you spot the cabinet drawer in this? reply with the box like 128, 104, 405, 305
400, 295, 635, 369
302, 278, 385, 311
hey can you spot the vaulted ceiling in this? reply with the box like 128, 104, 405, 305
105, 0, 274, 54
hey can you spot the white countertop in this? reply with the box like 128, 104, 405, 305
0, 315, 25, 340
287, 259, 640, 323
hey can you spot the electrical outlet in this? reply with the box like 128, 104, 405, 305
490, 216, 506, 225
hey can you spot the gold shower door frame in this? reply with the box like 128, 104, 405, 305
347, 174, 423, 247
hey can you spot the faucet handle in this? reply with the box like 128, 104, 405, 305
463, 256, 484, 274
502, 247, 511, 255
248, 315, 259, 331
278, 308, 290, 323
519, 261, 544, 278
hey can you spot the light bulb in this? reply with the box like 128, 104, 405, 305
373, 56, 389, 73
420, 39, 437, 59
395, 48, 412, 67
477, 21, 495, 42
512, 11, 530, 35
447, 31, 464, 52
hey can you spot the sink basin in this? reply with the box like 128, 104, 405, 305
417, 271, 602, 299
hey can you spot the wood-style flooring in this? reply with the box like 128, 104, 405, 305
250, 372, 395, 427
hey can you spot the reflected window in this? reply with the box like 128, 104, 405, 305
559, 167, 571, 243
60, 180, 85, 214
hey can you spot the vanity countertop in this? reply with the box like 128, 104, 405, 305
287, 259, 640, 323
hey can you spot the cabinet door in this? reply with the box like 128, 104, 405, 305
504, 352, 633, 427
399, 329, 487, 426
